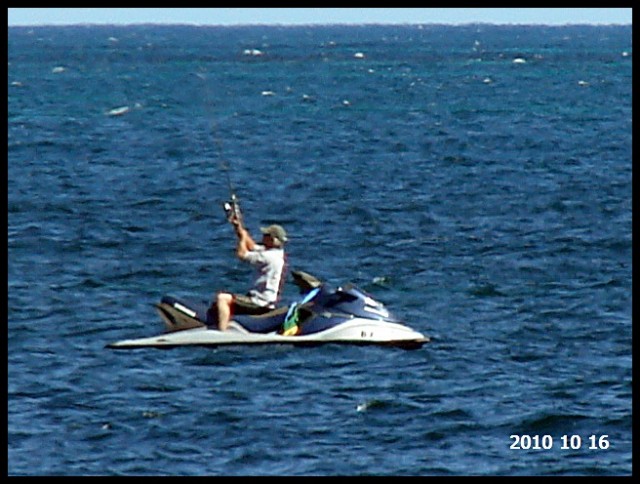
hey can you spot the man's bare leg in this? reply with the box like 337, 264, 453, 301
216, 292, 233, 331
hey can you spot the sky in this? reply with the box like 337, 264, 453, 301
7, 8, 633, 27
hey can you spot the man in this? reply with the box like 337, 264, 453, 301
214, 213, 288, 331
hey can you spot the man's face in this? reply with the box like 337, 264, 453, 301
262, 233, 275, 248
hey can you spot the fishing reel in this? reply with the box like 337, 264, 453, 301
222, 194, 242, 224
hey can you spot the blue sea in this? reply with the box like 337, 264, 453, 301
8, 24, 632, 476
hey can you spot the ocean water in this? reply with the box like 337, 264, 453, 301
7, 24, 632, 476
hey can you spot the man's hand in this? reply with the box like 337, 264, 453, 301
230, 213, 245, 241
230, 213, 242, 228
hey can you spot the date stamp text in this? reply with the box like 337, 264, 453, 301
510, 434, 610, 451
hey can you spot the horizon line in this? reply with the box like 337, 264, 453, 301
8, 21, 633, 27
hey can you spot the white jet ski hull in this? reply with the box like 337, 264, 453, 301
107, 318, 428, 350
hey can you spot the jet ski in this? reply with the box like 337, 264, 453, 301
106, 270, 429, 350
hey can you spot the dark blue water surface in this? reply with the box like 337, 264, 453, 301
8, 25, 632, 476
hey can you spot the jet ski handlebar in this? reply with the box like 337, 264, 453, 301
291, 270, 323, 294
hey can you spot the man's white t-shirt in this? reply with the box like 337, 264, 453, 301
242, 245, 285, 307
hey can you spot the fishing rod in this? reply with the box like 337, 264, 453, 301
218, 141, 243, 226
221, 162, 242, 225
197, 72, 243, 225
